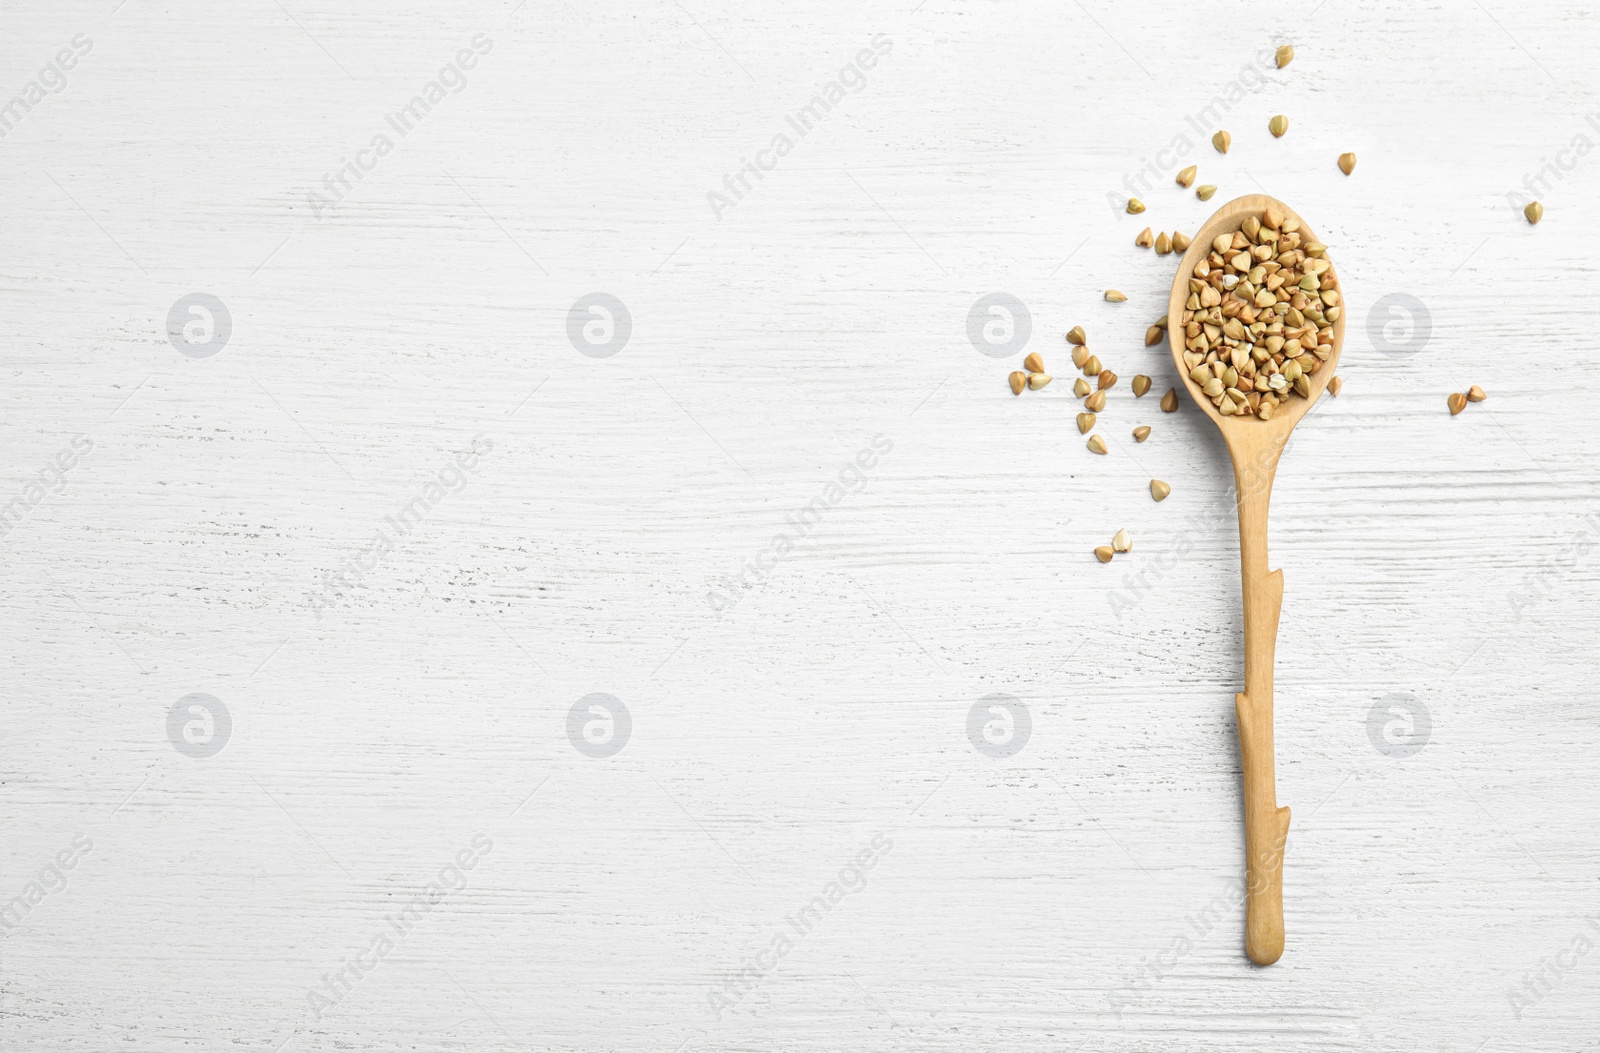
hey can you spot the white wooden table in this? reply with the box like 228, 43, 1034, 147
3, 0, 1597, 1049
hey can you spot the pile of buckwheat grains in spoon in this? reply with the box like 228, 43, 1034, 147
1178, 203, 1339, 420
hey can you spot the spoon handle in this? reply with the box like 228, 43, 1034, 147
1230, 443, 1291, 966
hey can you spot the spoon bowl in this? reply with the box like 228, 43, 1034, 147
1167, 194, 1345, 433
1165, 194, 1344, 966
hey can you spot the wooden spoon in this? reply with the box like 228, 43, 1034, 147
1165, 194, 1344, 966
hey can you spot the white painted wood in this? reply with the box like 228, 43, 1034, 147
2, 0, 1597, 1048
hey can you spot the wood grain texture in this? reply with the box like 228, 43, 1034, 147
2, 0, 1598, 1050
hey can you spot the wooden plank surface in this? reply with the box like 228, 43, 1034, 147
2, 0, 1597, 1049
